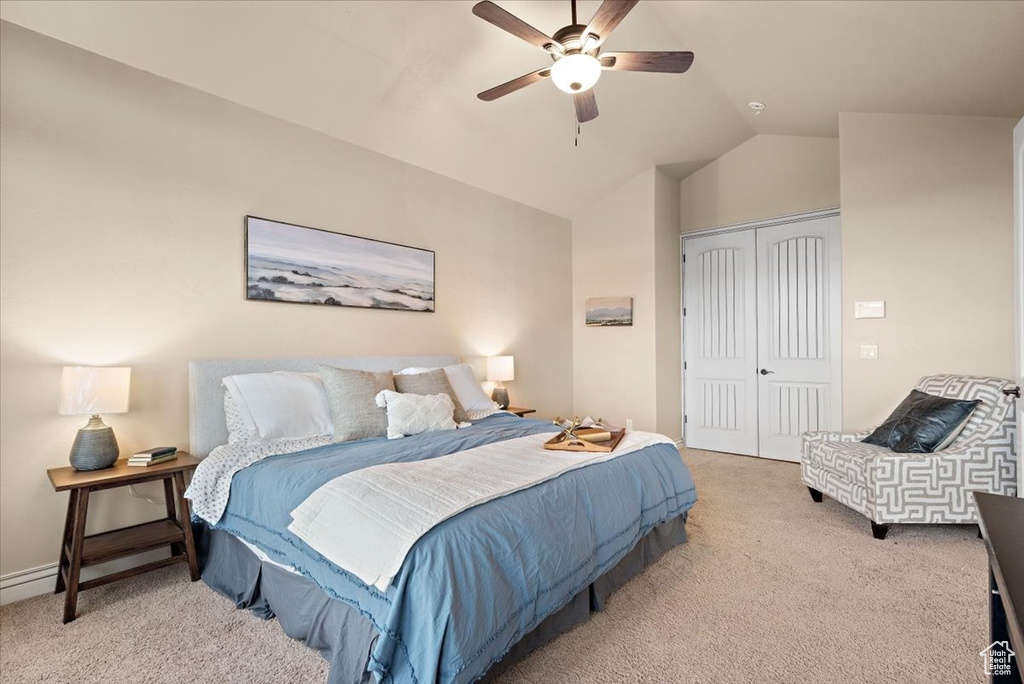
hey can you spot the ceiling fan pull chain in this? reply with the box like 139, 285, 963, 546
575, 121, 580, 148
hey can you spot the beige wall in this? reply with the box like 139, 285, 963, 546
572, 170, 658, 431
0, 23, 572, 578
571, 168, 681, 439
680, 134, 841, 232
654, 170, 682, 438
839, 113, 1017, 429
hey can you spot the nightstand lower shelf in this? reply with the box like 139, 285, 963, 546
70, 519, 186, 567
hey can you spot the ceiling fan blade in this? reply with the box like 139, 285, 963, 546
472, 1, 559, 51
573, 90, 599, 123
582, 0, 639, 46
478, 67, 551, 101
599, 51, 694, 73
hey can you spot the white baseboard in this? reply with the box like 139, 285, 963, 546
0, 548, 171, 606
0, 564, 59, 605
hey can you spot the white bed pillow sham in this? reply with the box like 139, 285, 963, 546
222, 371, 334, 442
397, 364, 498, 414
224, 392, 257, 444
375, 389, 457, 439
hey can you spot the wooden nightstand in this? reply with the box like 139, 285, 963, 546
47, 453, 201, 623
506, 407, 536, 417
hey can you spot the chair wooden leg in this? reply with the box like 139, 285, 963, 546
807, 486, 823, 503
871, 521, 890, 540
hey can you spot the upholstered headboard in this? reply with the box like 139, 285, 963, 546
188, 355, 460, 457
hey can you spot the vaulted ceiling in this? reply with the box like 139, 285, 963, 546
2, 1, 1022, 219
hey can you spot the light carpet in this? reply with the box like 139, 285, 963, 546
0, 449, 988, 683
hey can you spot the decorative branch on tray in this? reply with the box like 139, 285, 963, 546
552, 416, 614, 446
553, 416, 586, 447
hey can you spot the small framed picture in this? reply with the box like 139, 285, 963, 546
585, 297, 633, 327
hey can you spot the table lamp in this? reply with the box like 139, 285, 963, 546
58, 366, 131, 470
487, 356, 514, 410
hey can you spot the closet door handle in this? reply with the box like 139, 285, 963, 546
759, 368, 775, 375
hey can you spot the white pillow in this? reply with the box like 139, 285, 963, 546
396, 364, 498, 413
395, 366, 439, 376
222, 371, 334, 442
374, 389, 457, 439
444, 364, 499, 412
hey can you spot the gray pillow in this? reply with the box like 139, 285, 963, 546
394, 369, 467, 423
319, 366, 395, 442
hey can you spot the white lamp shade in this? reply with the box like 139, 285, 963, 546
486, 356, 514, 383
58, 366, 131, 415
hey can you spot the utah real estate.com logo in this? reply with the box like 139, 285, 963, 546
980, 641, 1016, 677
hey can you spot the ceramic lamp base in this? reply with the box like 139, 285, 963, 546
492, 387, 510, 410
69, 415, 119, 471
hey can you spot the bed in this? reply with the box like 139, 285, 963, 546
185, 355, 698, 684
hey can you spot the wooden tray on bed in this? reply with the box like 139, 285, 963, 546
543, 428, 626, 453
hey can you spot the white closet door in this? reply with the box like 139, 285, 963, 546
683, 231, 759, 456
755, 216, 842, 461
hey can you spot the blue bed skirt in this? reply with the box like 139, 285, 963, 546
196, 513, 689, 684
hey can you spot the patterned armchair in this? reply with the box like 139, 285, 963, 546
801, 375, 1018, 539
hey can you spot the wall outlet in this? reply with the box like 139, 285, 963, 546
626, 419, 634, 431
860, 344, 879, 360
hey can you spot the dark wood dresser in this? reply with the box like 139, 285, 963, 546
975, 492, 1023, 684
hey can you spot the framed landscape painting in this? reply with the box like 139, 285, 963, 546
585, 297, 633, 327
245, 216, 435, 312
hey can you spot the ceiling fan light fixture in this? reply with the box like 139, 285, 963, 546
550, 53, 601, 94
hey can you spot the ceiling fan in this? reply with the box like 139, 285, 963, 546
473, 0, 694, 123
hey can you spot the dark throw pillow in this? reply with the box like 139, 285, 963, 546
861, 389, 980, 454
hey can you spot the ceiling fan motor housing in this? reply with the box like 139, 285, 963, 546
551, 24, 598, 57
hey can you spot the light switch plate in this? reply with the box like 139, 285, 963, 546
860, 344, 879, 360
855, 301, 885, 319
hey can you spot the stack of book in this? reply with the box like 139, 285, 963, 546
127, 447, 177, 467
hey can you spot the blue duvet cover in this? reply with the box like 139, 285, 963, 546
211, 413, 697, 684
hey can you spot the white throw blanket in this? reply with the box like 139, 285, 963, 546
288, 430, 674, 591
